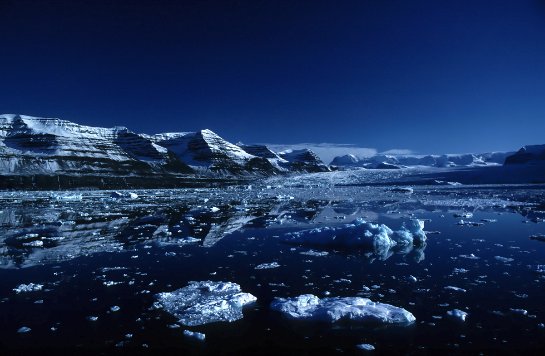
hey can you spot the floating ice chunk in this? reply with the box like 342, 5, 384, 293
210, 207, 220, 213
394, 219, 427, 245
495, 256, 514, 263
284, 218, 427, 253
17, 326, 31, 333
299, 250, 329, 257
530, 234, 545, 242
52, 194, 82, 201
13, 283, 43, 294
110, 305, 120, 312
155, 281, 257, 326
459, 254, 480, 260
87, 316, 99, 321
444, 286, 467, 293
183, 330, 206, 341
447, 309, 468, 321
356, 343, 375, 351
454, 212, 473, 219
110, 191, 138, 199
270, 294, 415, 324
510, 308, 528, 316
255, 262, 281, 270
22, 240, 44, 247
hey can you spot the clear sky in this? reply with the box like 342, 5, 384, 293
1, 0, 544, 154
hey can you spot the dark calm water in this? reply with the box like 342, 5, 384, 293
1, 186, 545, 354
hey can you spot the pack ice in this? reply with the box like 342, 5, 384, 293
155, 281, 257, 326
283, 218, 426, 252
270, 294, 415, 324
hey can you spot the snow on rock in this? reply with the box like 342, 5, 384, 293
270, 294, 415, 324
13, 283, 43, 293
155, 281, 257, 326
283, 218, 427, 253
447, 309, 468, 321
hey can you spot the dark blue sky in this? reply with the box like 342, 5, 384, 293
1, 0, 545, 153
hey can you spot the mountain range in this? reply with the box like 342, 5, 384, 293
1, 114, 543, 189
0, 114, 329, 188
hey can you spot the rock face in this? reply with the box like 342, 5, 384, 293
0, 114, 328, 185
505, 145, 545, 165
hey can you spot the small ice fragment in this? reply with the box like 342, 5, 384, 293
454, 212, 473, 219
110, 305, 121, 312
444, 286, 467, 293
356, 343, 375, 351
270, 294, 415, 324
299, 250, 329, 257
495, 256, 514, 263
110, 191, 138, 199
23, 240, 44, 247
529, 234, 545, 242
13, 283, 43, 294
210, 207, 220, 213
155, 281, 256, 326
255, 262, 281, 270
408, 275, 417, 282
459, 254, 480, 260
183, 330, 206, 341
17, 326, 31, 333
87, 316, 99, 321
447, 309, 468, 321
510, 308, 528, 316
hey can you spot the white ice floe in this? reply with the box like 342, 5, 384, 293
255, 262, 281, 270
155, 281, 257, 326
51, 194, 83, 201
495, 256, 514, 263
356, 343, 376, 351
183, 330, 206, 341
283, 218, 426, 253
17, 326, 31, 333
270, 294, 415, 324
110, 191, 138, 199
13, 283, 43, 293
447, 309, 468, 321
444, 286, 467, 293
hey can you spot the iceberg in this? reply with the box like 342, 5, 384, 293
270, 294, 415, 324
155, 281, 257, 326
283, 218, 427, 252
183, 330, 206, 341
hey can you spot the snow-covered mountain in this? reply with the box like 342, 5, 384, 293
0, 114, 327, 185
331, 152, 512, 169
504, 145, 545, 165
0, 114, 192, 175
149, 130, 279, 175
277, 149, 330, 172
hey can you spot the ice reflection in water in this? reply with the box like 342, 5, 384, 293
0, 184, 544, 353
